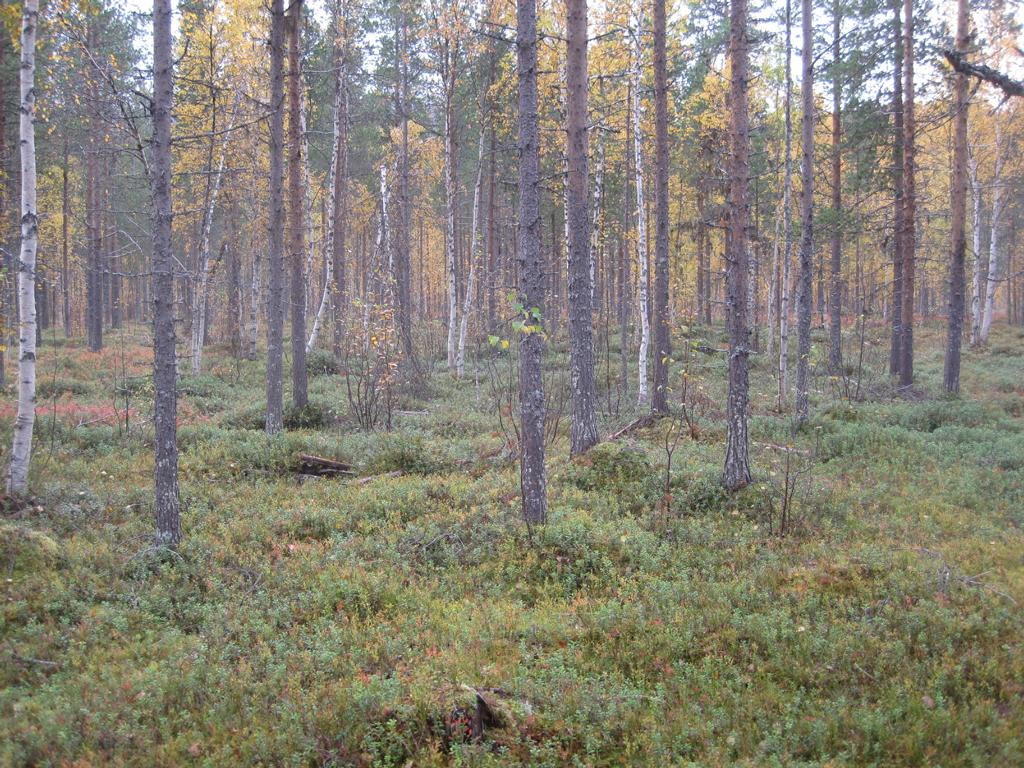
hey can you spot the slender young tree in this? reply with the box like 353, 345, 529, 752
778, 0, 794, 408
651, 0, 671, 414
265, 0, 286, 432
308, 0, 347, 353
631, 0, 650, 406
795, 0, 815, 424
566, 0, 598, 454
288, 0, 308, 409
151, 0, 180, 546
889, 0, 904, 375
943, 0, 969, 393
331, 0, 350, 359
7, 0, 39, 494
827, 0, 843, 375
980, 118, 1005, 343
724, 0, 752, 489
899, 0, 916, 387
516, 0, 548, 524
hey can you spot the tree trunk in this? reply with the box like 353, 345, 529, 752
456, 130, 486, 378
308, 1, 347, 355
828, 0, 843, 375
190, 97, 234, 374
86, 19, 103, 353
61, 137, 71, 338
444, 52, 459, 371
265, 0, 286, 432
631, 0, 650, 406
566, 0, 598, 453
7, 0, 38, 494
795, 0, 815, 425
516, 0, 548, 524
889, 0, 904, 376
393, 6, 414, 365
151, 0, 180, 546
332, 0, 350, 359
899, 0, 916, 387
651, 0, 671, 414
288, 3, 308, 409
980, 120, 1004, 343
969, 149, 983, 345
724, 0, 752, 489
943, 0, 969, 392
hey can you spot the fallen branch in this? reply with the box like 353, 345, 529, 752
353, 469, 403, 486
606, 412, 657, 442
295, 454, 354, 477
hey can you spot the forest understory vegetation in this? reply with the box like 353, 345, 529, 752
2, 318, 1022, 767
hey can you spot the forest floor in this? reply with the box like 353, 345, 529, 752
1, 319, 1022, 767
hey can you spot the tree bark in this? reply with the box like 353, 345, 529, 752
899, 0, 916, 387
724, 0, 752, 489
265, 0, 286, 432
631, 0, 650, 406
288, 2, 308, 409
943, 0, 969, 392
516, 0, 548, 524
61, 136, 71, 338
980, 120, 1004, 343
969, 149, 983, 345
889, 0, 904, 376
828, 0, 843, 375
7, 0, 38, 494
651, 0, 670, 414
566, 0, 598, 453
456, 129, 486, 378
795, 0, 815, 425
151, 0, 180, 546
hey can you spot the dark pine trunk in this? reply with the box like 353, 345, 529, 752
516, 0, 548, 523
724, 0, 752, 489
651, 0, 671, 414
265, 0, 286, 431
943, 0, 969, 393
152, 0, 180, 547
566, 0, 598, 455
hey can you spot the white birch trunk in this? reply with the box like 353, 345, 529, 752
307, 30, 346, 354
590, 133, 605, 311
969, 149, 983, 345
631, 1, 650, 406
248, 249, 260, 360
456, 129, 486, 378
7, 0, 39, 494
364, 164, 388, 339
444, 92, 458, 371
980, 120, 1004, 343
190, 100, 238, 374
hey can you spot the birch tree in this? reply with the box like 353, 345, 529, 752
7, 0, 39, 494
631, 0, 650, 406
